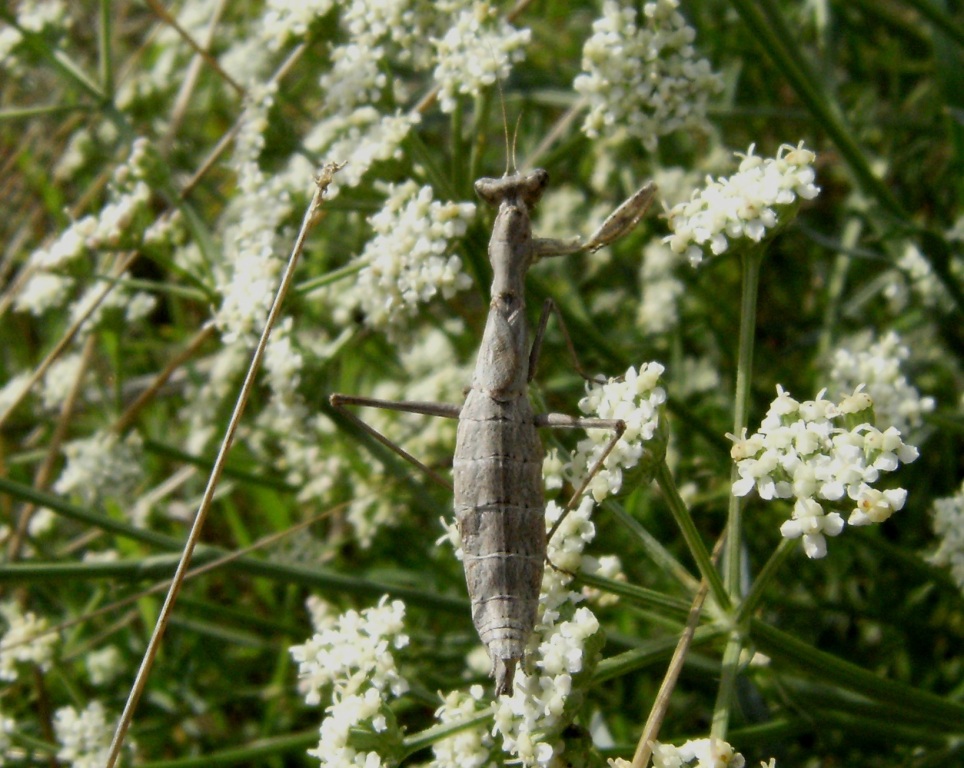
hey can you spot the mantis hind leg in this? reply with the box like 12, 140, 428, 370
328, 393, 460, 491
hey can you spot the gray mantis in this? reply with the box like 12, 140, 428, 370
331, 168, 655, 695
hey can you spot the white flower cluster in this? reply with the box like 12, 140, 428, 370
429, 685, 497, 768
290, 596, 410, 768
301, 109, 421, 197
85, 645, 123, 686
214, 84, 295, 344
929, 481, 964, 594
340, 0, 439, 72
665, 143, 820, 267
0, 373, 32, 420
15, 137, 155, 316
310, 687, 398, 768
261, 0, 335, 51
319, 42, 391, 115
0, 601, 59, 682
731, 386, 919, 559
53, 700, 130, 768
827, 331, 935, 437
263, 317, 303, 403
432, 5, 532, 113
574, 0, 723, 151
66, 269, 157, 329
492, 597, 603, 767
884, 241, 954, 312
559, 363, 668, 503
335, 181, 475, 330
40, 352, 89, 411
290, 595, 410, 703
265, 0, 440, 197
650, 737, 749, 768
53, 430, 144, 508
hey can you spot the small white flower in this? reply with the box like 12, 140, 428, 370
260, 0, 336, 51
431, 686, 496, 768
289, 596, 409, 704
734, 386, 918, 558
638, 240, 686, 334
213, 84, 294, 345
0, 601, 59, 681
665, 143, 820, 266
827, 331, 935, 437
13, 272, 73, 315
849, 485, 907, 526
309, 688, 392, 767
564, 363, 666, 502
53, 700, 131, 768
54, 430, 144, 508
779, 498, 844, 559
575, 0, 723, 151
329, 181, 475, 331
85, 646, 123, 686
652, 737, 748, 768
433, 6, 531, 114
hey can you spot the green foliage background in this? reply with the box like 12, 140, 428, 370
0, 1, 961, 766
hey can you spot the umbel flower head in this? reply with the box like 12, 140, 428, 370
574, 0, 723, 151
666, 142, 820, 266
289, 596, 410, 767
331, 181, 476, 331
730, 386, 919, 558
555, 363, 669, 503
650, 737, 750, 767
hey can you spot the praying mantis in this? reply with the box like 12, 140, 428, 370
331, 164, 656, 695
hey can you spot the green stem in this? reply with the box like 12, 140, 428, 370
726, 245, 763, 594
296, 260, 365, 294
903, 0, 964, 49
401, 710, 491, 758
712, 243, 764, 741
98, 0, 113, 97
711, 632, 745, 741
654, 461, 729, 609
739, 537, 795, 621
750, 619, 964, 731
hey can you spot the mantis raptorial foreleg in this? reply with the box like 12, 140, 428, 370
531, 181, 657, 257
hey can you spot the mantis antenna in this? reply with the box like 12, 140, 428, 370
497, 78, 513, 175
